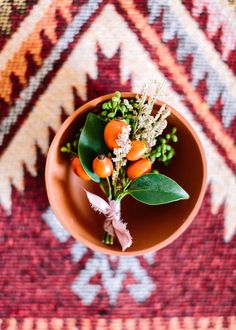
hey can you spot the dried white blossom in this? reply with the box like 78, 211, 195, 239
141, 104, 171, 147
133, 80, 171, 147
112, 125, 131, 185
124, 99, 137, 116
112, 125, 131, 162
123, 99, 133, 111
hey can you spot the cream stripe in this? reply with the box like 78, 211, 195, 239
51, 318, 63, 330
36, 319, 48, 330
0, 0, 52, 72
138, 318, 150, 330
6, 319, 17, 330
81, 319, 91, 330
22, 318, 34, 330
0, 318, 234, 329
65, 319, 77, 330
197, 317, 211, 329
95, 319, 107, 329
171, 0, 236, 102
123, 319, 136, 330
109, 319, 122, 330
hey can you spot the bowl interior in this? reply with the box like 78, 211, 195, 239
46, 94, 206, 255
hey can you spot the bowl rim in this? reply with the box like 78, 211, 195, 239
45, 92, 207, 256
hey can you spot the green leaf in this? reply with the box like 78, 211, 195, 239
60, 147, 68, 152
127, 173, 189, 205
78, 113, 109, 182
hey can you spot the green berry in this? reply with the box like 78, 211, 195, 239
108, 112, 115, 119
121, 105, 127, 113
115, 91, 121, 99
162, 144, 167, 152
112, 101, 118, 108
102, 103, 108, 110
124, 118, 130, 124
172, 135, 178, 142
167, 150, 174, 159
61, 147, 68, 152
101, 111, 107, 116
166, 133, 171, 140
162, 155, 167, 162
172, 127, 177, 134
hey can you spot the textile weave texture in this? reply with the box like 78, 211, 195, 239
0, 0, 236, 329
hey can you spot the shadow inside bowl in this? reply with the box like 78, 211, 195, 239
46, 95, 206, 255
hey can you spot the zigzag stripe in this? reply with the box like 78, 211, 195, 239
147, 0, 236, 128
120, 0, 236, 167
0, 0, 103, 147
0, 0, 52, 72
192, 0, 236, 60
0, 0, 73, 103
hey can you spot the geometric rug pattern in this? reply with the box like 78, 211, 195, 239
0, 1, 236, 328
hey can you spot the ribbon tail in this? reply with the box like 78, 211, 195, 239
112, 219, 133, 252
84, 190, 110, 214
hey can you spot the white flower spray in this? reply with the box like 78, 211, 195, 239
112, 125, 131, 188
134, 80, 171, 147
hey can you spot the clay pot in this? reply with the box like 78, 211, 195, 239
45, 93, 207, 256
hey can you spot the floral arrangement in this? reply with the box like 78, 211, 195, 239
61, 83, 189, 251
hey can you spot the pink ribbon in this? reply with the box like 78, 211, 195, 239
85, 190, 132, 251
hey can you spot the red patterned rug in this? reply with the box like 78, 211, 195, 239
0, 1, 236, 329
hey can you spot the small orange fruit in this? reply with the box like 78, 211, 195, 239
126, 140, 147, 161
93, 154, 114, 178
104, 120, 128, 149
71, 157, 91, 181
127, 158, 152, 180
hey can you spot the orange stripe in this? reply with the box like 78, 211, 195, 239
0, 0, 73, 103
119, 0, 236, 166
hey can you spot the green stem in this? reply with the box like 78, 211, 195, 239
123, 179, 131, 191
116, 191, 129, 201
106, 177, 112, 200
99, 183, 107, 197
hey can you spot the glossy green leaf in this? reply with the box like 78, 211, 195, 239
127, 173, 189, 205
78, 113, 109, 182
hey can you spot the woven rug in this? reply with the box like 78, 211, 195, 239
0, 0, 236, 329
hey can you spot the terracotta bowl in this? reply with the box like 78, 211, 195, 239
45, 93, 207, 256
